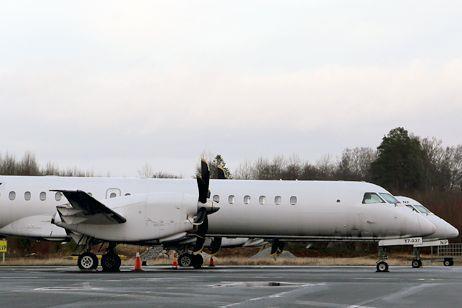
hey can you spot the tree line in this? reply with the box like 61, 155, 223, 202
231, 127, 462, 194
0, 152, 93, 177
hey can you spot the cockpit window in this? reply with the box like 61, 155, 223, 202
362, 192, 385, 204
412, 204, 431, 214
379, 193, 400, 204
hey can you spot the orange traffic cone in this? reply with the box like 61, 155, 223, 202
172, 253, 178, 269
209, 256, 215, 267
133, 252, 144, 272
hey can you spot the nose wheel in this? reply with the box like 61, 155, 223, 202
376, 261, 389, 272
443, 258, 454, 266
411, 247, 422, 268
411, 259, 422, 268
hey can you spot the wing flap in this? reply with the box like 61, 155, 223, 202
53, 190, 126, 225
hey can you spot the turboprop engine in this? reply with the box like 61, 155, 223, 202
52, 191, 199, 242
52, 159, 220, 244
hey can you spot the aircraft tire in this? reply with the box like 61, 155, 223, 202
411, 259, 422, 268
192, 254, 204, 269
443, 258, 454, 266
101, 253, 121, 272
376, 261, 389, 272
178, 253, 193, 267
78, 252, 98, 271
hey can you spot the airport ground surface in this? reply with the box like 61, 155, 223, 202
0, 265, 460, 307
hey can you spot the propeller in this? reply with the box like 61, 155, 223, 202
193, 159, 218, 252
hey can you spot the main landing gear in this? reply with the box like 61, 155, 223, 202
376, 246, 389, 273
178, 252, 204, 269
77, 243, 121, 272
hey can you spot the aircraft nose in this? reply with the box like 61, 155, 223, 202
404, 213, 436, 237
446, 224, 459, 238
426, 216, 459, 239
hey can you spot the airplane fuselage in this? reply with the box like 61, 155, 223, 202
0, 176, 435, 242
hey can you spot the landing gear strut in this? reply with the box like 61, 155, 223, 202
376, 246, 389, 272
101, 243, 121, 272
411, 247, 422, 268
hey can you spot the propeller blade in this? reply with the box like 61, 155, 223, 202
197, 159, 210, 204
193, 215, 208, 252
206, 237, 222, 255
217, 166, 227, 180
194, 207, 208, 224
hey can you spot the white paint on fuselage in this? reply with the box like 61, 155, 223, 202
0, 176, 436, 242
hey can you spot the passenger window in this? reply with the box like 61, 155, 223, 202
213, 195, 220, 203
24, 191, 31, 201
244, 195, 251, 204
290, 196, 297, 205
274, 196, 282, 205
228, 195, 235, 204
55, 192, 62, 202
9, 191, 16, 201
109, 192, 117, 198
259, 196, 266, 205
362, 193, 385, 204
40, 192, 46, 201
125, 193, 131, 196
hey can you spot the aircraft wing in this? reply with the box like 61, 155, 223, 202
52, 190, 127, 225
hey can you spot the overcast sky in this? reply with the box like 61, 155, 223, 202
1, 1, 461, 177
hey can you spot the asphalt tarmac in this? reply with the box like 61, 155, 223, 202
0, 265, 460, 307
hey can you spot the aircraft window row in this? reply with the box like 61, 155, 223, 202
362, 192, 386, 204
6, 191, 64, 202
214, 194, 297, 205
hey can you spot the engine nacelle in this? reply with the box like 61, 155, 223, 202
55, 192, 199, 243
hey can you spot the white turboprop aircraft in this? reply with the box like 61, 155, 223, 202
396, 196, 459, 268
0, 162, 437, 272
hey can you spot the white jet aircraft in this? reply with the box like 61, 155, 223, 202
0, 161, 436, 272
397, 196, 459, 268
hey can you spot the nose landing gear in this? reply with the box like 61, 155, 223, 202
411, 247, 422, 268
376, 247, 389, 272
